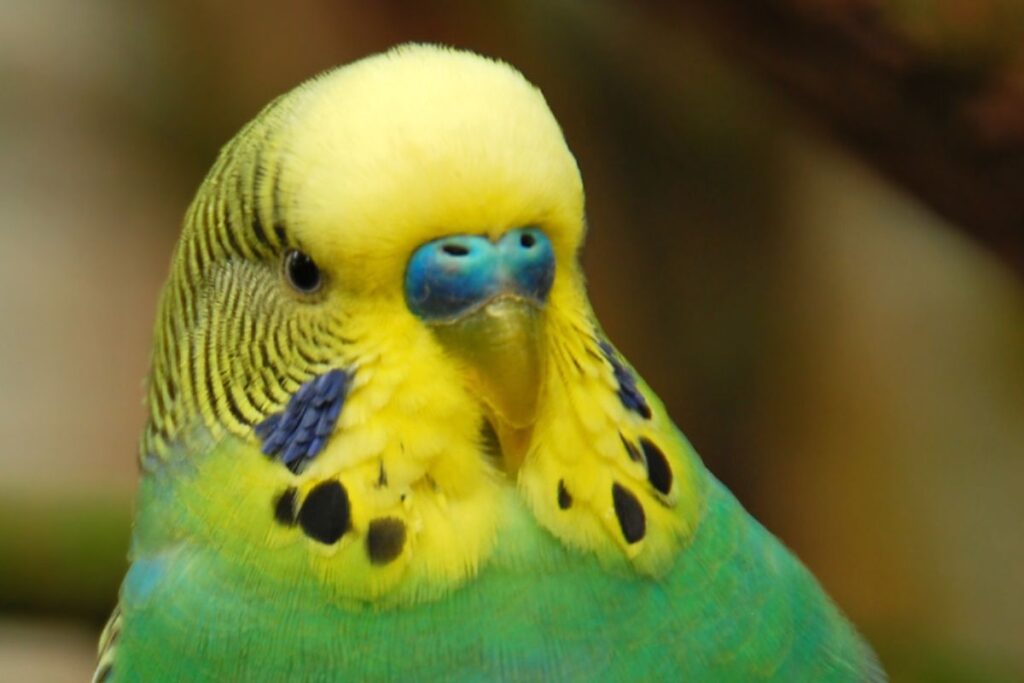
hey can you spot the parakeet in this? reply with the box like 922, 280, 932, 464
95, 44, 885, 682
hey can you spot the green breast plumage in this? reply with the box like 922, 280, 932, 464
101, 430, 881, 683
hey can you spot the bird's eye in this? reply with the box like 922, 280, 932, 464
283, 250, 322, 293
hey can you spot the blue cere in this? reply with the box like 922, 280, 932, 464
599, 340, 652, 420
255, 368, 350, 473
404, 227, 555, 321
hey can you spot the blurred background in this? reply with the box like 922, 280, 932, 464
2, 1, 1023, 680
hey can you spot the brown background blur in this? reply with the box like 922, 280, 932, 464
1, 2, 1022, 681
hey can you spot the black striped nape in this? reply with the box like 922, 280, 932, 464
140, 98, 344, 460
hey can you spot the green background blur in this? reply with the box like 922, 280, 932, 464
1, 2, 1022, 681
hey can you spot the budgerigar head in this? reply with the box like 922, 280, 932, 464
148, 44, 585, 461
281, 44, 588, 466
142, 44, 696, 600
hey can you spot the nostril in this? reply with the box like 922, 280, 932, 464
442, 243, 470, 257
519, 233, 536, 249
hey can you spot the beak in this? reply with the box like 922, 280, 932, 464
404, 227, 555, 471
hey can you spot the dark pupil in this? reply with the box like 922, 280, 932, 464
286, 250, 321, 292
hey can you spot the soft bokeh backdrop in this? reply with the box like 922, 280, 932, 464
2, 2, 1022, 681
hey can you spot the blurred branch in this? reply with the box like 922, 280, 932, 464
666, 0, 1024, 276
